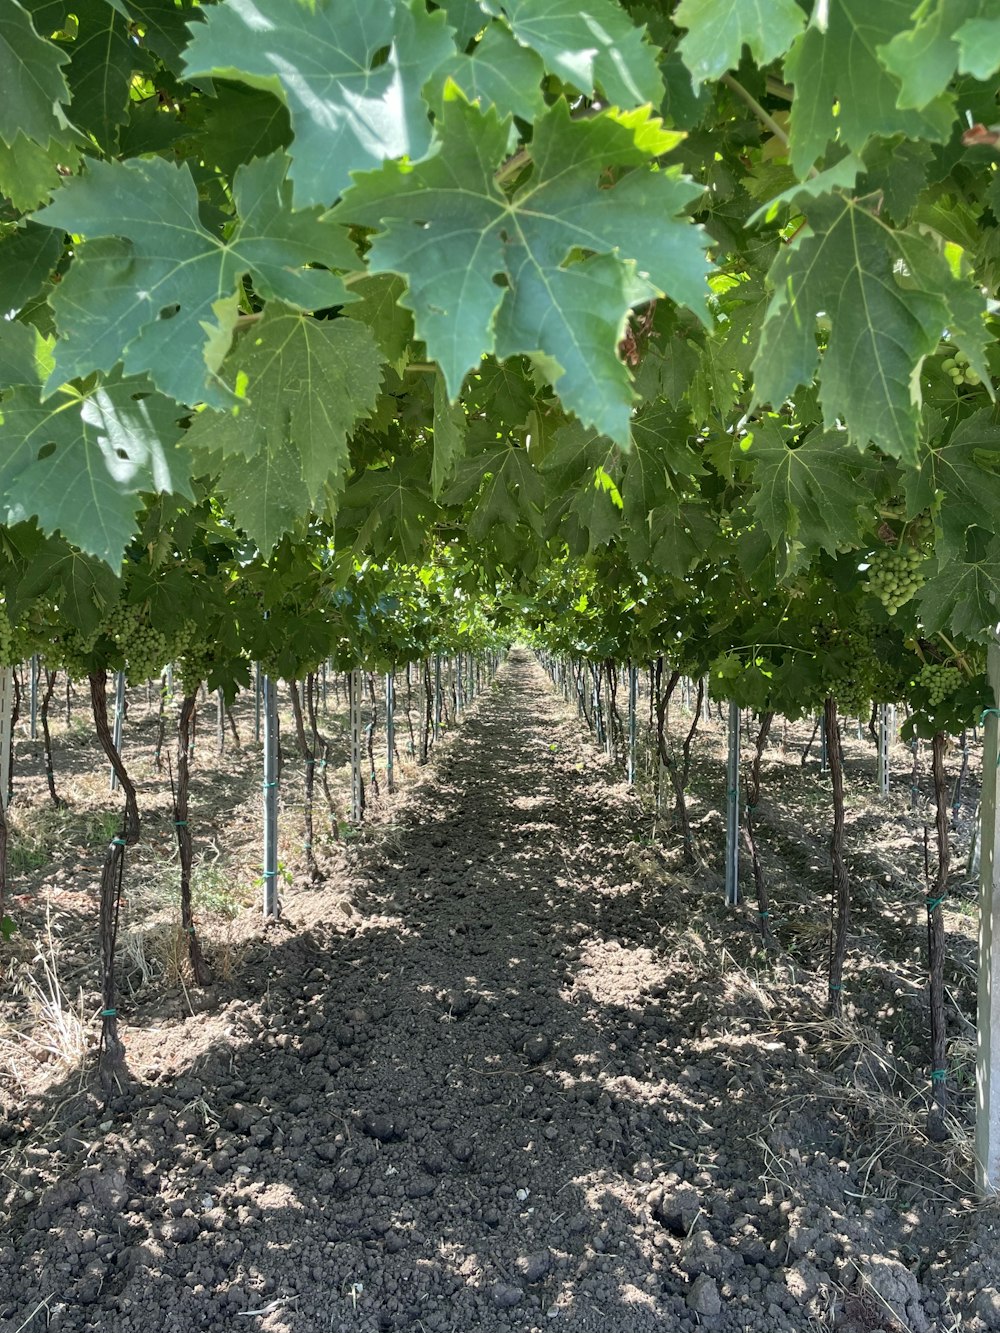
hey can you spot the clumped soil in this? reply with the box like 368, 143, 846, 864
2, 652, 999, 1333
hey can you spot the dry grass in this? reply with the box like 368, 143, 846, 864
0, 903, 88, 1097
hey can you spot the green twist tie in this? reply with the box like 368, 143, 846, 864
305, 758, 315, 768
183, 926, 196, 935
931, 1069, 948, 1083
263, 780, 278, 789
320, 760, 327, 770
302, 841, 312, 850
829, 982, 843, 991
101, 1008, 117, 1017
112, 837, 127, 847
262, 869, 277, 878
926, 895, 947, 912
174, 820, 188, 827
727, 788, 738, 800
757, 909, 770, 918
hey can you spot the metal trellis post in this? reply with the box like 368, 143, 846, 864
0, 667, 13, 810
878, 703, 892, 797
725, 699, 741, 906
386, 671, 395, 795
977, 639, 1000, 1192
29, 654, 38, 741
110, 670, 126, 792
262, 672, 279, 920
350, 668, 363, 822
627, 663, 637, 785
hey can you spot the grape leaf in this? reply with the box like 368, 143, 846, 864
437, 0, 488, 49
195, 82, 293, 181
0, 132, 80, 210
0, 222, 61, 317
674, 0, 806, 88
0, 322, 44, 389
562, 466, 622, 553
785, 0, 955, 178
347, 274, 414, 373
752, 194, 989, 462
185, 307, 383, 503
338, 97, 709, 445
15, 541, 120, 636
59, 0, 139, 150
954, 16, 1000, 78
535, 420, 621, 551
0, 374, 191, 569
878, 2, 1000, 106
122, 0, 200, 71
904, 409, 1000, 562
429, 23, 546, 123
646, 501, 716, 578
445, 438, 544, 538
747, 154, 864, 225
36, 152, 356, 409
205, 435, 311, 557
478, 0, 663, 107
182, 0, 455, 208
744, 422, 878, 566
338, 461, 439, 561
917, 532, 1000, 642
432, 371, 466, 497
0, 0, 72, 147
857, 139, 932, 225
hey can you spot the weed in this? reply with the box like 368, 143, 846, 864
0, 905, 87, 1094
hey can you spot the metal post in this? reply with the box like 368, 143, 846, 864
701, 677, 711, 722
110, 670, 126, 792
819, 713, 828, 774
386, 671, 395, 795
29, 654, 38, 741
627, 663, 637, 785
262, 672, 279, 920
350, 668, 363, 822
977, 640, 1000, 1191
253, 662, 261, 744
455, 655, 462, 718
878, 703, 891, 797
217, 688, 225, 754
434, 654, 442, 742
725, 699, 741, 906
0, 667, 13, 811
321, 661, 328, 712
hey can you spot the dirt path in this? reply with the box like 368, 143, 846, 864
2, 652, 995, 1332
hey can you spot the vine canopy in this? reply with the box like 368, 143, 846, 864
0, 0, 999, 650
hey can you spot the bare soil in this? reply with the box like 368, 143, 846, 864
2, 652, 999, 1333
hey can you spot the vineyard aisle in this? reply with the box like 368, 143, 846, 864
2, 652, 997, 1333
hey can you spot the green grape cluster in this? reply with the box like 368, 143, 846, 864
941, 350, 981, 387
0, 603, 15, 668
105, 602, 171, 685
865, 546, 926, 614
821, 657, 878, 718
918, 662, 963, 707
51, 626, 100, 680
176, 625, 214, 696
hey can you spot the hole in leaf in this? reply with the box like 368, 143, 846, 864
37, 442, 56, 461
158, 304, 181, 321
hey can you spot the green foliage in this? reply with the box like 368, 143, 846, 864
338, 96, 708, 443
0, 0, 998, 725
